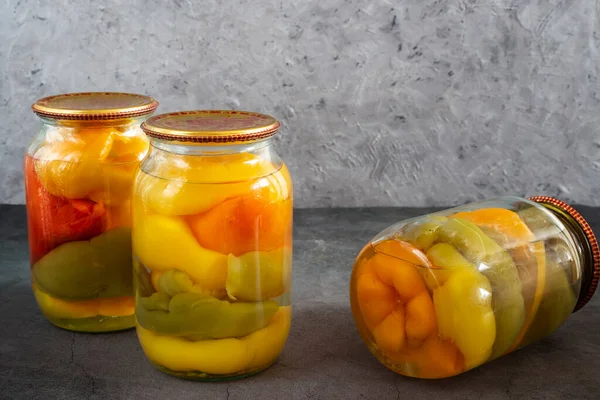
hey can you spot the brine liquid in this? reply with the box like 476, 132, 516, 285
25, 154, 138, 332
132, 162, 293, 380
350, 204, 580, 378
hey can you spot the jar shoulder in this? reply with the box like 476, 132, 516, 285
139, 150, 291, 186
26, 123, 149, 163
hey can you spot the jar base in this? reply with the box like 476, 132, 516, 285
43, 313, 135, 333
151, 360, 277, 382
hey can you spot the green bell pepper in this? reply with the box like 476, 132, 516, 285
136, 291, 279, 340
33, 227, 133, 300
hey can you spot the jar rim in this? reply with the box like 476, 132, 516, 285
32, 92, 159, 121
141, 110, 281, 144
529, 196, 600, 312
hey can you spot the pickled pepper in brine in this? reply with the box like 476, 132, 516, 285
350, 196, 599, 378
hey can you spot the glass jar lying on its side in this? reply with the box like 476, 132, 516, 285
25, 92, 158, 333
132, 110, 293, 380
349, 196, 599, 379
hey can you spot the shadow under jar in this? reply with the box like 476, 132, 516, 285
349, 196, 599, 378
25, 92, 159, 332
132, 110, 293, 381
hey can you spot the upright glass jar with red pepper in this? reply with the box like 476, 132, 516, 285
25, 92, 158, 332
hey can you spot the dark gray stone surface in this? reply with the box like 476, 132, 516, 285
1, 204, 599, 400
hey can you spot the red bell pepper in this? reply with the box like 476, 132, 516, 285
24, 156, 107, 264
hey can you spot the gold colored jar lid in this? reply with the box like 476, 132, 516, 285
141, 110, 281, 144
529, 196, 600, 312
32, 92, 159, 121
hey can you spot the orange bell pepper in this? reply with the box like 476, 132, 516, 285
355, 242, 438, 353
187, 195, 292, 257
352, 239, 470, 378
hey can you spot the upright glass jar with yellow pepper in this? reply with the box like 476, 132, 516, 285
349, 196, 599, 378
132, 110, 293, 380
25, 92, 158, 332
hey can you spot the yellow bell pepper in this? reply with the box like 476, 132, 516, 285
419, 242, 468, 290
136, 305, 291, 375
426, 243, 496, 369
437, 218, 525, 359
33, 283, 134, 319
138, 152, 289, 216
87, 163, 139, 205
449, 208, 547, 352
32, 127, 147, 202
132, 214, 227, 291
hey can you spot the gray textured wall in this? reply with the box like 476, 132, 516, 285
1, 0, 598, 207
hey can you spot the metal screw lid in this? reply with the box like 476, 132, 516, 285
140, 110, 280, 144
32, 92, 159, 121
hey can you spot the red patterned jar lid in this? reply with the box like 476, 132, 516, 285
32, 92, 158, 120
141, 110, 280, 144
529, 196, 600, 312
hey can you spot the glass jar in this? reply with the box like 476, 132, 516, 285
132, 110, 293, 380
25, 92, 159, 332
349, 196, 599, 379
